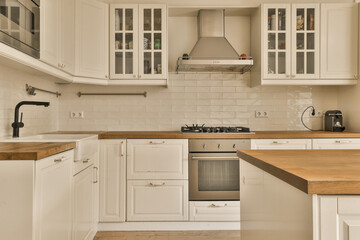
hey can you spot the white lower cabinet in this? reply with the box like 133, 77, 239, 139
34, 150, 74, 240
127, 139, 188, 180
189, 201, 240, 222
312, 139, 360, 149
127, 180, 189, 221
319, 196, 360, 240
99, 140, 126, 222
72, 163, 98, 240
251, 139, 312, 149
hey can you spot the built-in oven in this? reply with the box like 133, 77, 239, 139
189, 139, 250, 201
0, 0, 40, 58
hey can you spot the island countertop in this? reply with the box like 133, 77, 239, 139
237, 150, 360, 194
0, 142, 76, 160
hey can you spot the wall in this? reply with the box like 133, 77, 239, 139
58, 72, 338, 131
0, 65, 60, 137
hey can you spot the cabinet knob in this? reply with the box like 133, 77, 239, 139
58, 63, 61, 68
105, 75, 108, 78
82, 158, 90, 163
286, 75, 290, 78
139, 75, 142, 78
62, 64, 66, 68
202, 144, 207, 149
133, 75, 137, 78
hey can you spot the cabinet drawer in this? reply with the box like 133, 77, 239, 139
189, 201, 240, 222
127, 139, 188, 179
127, 180, 189, 221
312, 139, 360, 149
251, 139, 312, 150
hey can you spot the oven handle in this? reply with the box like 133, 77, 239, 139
191, 156, 239, 161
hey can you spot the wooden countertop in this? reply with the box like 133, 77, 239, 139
0, 142, 76, 160
98, 131, 360, 139
238, 150, 360, 195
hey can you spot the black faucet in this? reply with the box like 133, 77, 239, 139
12, 101, 50, 138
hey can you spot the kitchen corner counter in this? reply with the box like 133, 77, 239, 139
0, 142, 76, 160
98, 130, 360, 139
237, 149, 360, 194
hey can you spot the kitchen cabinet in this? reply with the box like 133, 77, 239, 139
72, 152, 99, 240
75, 0, 109, 79
127, 180, 188, 221
127, 139, 188, 180
40, 0, 75, 74
109, 4, 167, 85
251, 3, 357, 86
99, 140, 126, 222
319, 196, 360, 240
320, 4, 358, 80
291, 4, 320, 80
189, 201, 240, 222
251, 139, 312, 150
312, 139, 360, 149
34, 151, 73, 240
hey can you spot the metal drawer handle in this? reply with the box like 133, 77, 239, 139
272, 141, 289, 144
149, 141, 165, 144
191, 156, 239, 161
209, 203, 228, 208
120, 141, 124, 157
54, 156, 66, 163
335, 140, 352, 144
83, 158, 90, 163
93, 166, 98, 183
149, 182, 165, 187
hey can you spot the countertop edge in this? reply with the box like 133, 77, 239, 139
237, 150, 309, 194
0, 142, 77, 160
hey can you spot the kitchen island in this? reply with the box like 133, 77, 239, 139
238, 150, 360, 240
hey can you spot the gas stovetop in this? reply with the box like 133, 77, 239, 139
181, 125, 252, 134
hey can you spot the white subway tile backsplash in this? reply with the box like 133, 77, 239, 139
52, 72, 338, 131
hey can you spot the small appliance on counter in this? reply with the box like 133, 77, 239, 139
324, 110, 346, 132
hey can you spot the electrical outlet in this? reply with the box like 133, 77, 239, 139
309, 110, 323, 118
70, 111, 85, 119
255, 110, 269, 118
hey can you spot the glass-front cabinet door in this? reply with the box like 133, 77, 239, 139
291, 4, 319, 79
139, 5, 167, 80
264, 5, 291, 79
110, 5, 138, 79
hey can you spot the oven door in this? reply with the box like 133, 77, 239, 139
189, 153, 240, 201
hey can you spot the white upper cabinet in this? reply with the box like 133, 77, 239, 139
263, 4, 291, 80
320, 4, 358, 80
251, 3, 357, 86
110, 5, 139, 79
40, 0, 75, 74
75, 0, 109, 79
291, 4, 320, 80
109, 4, 167, 84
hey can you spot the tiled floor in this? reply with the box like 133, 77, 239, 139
94, 231, 241, 240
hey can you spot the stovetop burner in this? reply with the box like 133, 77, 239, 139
181, 124, 251, 134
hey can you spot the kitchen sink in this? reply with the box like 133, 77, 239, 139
0, 134, 98, 161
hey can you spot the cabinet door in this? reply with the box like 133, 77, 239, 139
320, 4, 358, 80
263, 4, 291, 80
291, 4, 319, 79
99, 140, 126, 222
110, 4, 138, 79
127, 139, 188, 180
40, 0, 59, 67
127, 180, 188, 221
312, 139, 360, 149
251, 139, 312, 150
72, 165, 95, 240
75, 0, 109, 79
59, 0, 75, 74
34, 150, 73, 240
319, 196, 360, 240
138, 4, 167, 80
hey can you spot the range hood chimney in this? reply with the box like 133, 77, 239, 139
176, 9, 253, 73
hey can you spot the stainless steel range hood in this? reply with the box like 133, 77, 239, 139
176, 9, 253, 73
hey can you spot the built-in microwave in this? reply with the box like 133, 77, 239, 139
0, 0, 40, 58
